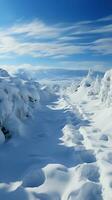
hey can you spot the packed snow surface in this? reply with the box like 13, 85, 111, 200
0, 68, 112, 200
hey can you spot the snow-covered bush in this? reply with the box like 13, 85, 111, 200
92, 75, 101, 95
80, 69, 94, 88
100, 70, 112, 106
77, 69, 101, 98
88, 75, 101, 97
0, 68, 41, 141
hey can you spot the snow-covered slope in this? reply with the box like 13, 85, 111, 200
0, 68, 112, 200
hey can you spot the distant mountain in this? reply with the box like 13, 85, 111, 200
15, 68, 104, 81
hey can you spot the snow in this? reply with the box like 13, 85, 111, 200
0, 129, 5, 144
60, 124, 84, 147
100, 69, 112, 106
0, 69, 42, 138
0, 68, 112, 199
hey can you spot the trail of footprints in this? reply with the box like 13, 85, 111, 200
20, 102, 103, 200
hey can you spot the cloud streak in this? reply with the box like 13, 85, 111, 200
0, 15, 111, 60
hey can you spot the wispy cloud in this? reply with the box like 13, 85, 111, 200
0, 15, 111, 61
96, 15, 112, 22
90, 38, 112, 55
70, 22, 112, 36
9, 20, 60, 38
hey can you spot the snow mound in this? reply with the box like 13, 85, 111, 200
0, 68, 42, 140
22, 168, 45, 188
79, 163, 100, 182
67, 182, 102, 200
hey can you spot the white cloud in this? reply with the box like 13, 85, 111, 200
0, 32, 86, 58
0, 15, 111, 60
97, 15, 112, 22
90, 38, 112, 55
9, 20, 60, 38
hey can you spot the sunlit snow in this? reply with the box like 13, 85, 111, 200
0, 68, 112, 200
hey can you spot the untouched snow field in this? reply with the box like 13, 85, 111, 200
0, 68, 112, 200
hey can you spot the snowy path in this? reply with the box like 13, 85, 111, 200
64, 91, 112, 200
77, 105, 112, 200
0, 84, 109, 200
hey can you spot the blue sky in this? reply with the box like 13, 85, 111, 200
0, 0, 112, 71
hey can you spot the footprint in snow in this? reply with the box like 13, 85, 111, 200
22, 168, 45, 188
